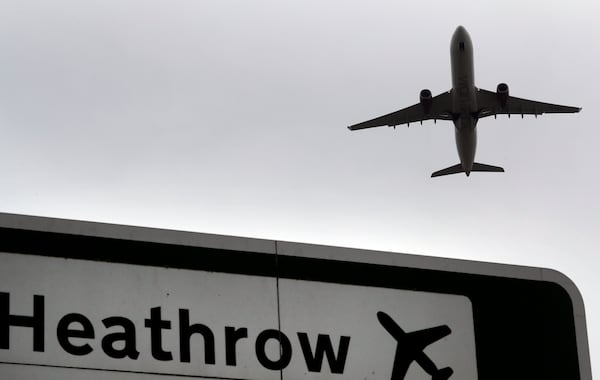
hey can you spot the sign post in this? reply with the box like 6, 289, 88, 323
0, 213, 591, 379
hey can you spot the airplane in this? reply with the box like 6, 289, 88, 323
377, 311, 453, 380
348, 26, 581, 177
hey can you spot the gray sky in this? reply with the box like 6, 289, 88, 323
1, 0, 599, 376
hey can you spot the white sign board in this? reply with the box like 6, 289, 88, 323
1, 252, 476, 379
0, 213, 591, 380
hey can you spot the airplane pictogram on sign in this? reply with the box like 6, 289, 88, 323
377, 311, 453, 380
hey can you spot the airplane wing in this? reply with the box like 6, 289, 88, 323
476, 88, 581, 118
348, 91, 453, 130
408, 325, 452, 351
377, 311, 405, 339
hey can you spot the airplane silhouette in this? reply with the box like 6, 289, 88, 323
348, 26, 581, 177
377, 311, 453, 380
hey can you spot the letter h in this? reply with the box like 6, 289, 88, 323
0, 292, 44, 351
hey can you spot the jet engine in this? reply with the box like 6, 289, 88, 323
496, 83, 509, 108
420, 89, 432, 114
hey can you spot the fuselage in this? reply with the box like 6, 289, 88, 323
450, 26, 478, 176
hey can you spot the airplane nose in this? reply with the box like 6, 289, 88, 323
451, 25, 471, 52
453, 25, 468, 38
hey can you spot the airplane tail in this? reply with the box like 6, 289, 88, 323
432, 367, 454, 380
431, 162, 504, 177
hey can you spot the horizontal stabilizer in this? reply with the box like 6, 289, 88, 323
471, 162, 504, 173
432, 367, 454, 380
431, 162, 504, 177
431, 164, 463, 177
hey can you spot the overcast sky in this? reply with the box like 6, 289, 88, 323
1, 0, 599, 376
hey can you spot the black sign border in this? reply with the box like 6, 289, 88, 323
0, 226, 582, 380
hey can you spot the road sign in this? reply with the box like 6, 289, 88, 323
0, 213, 591, 379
